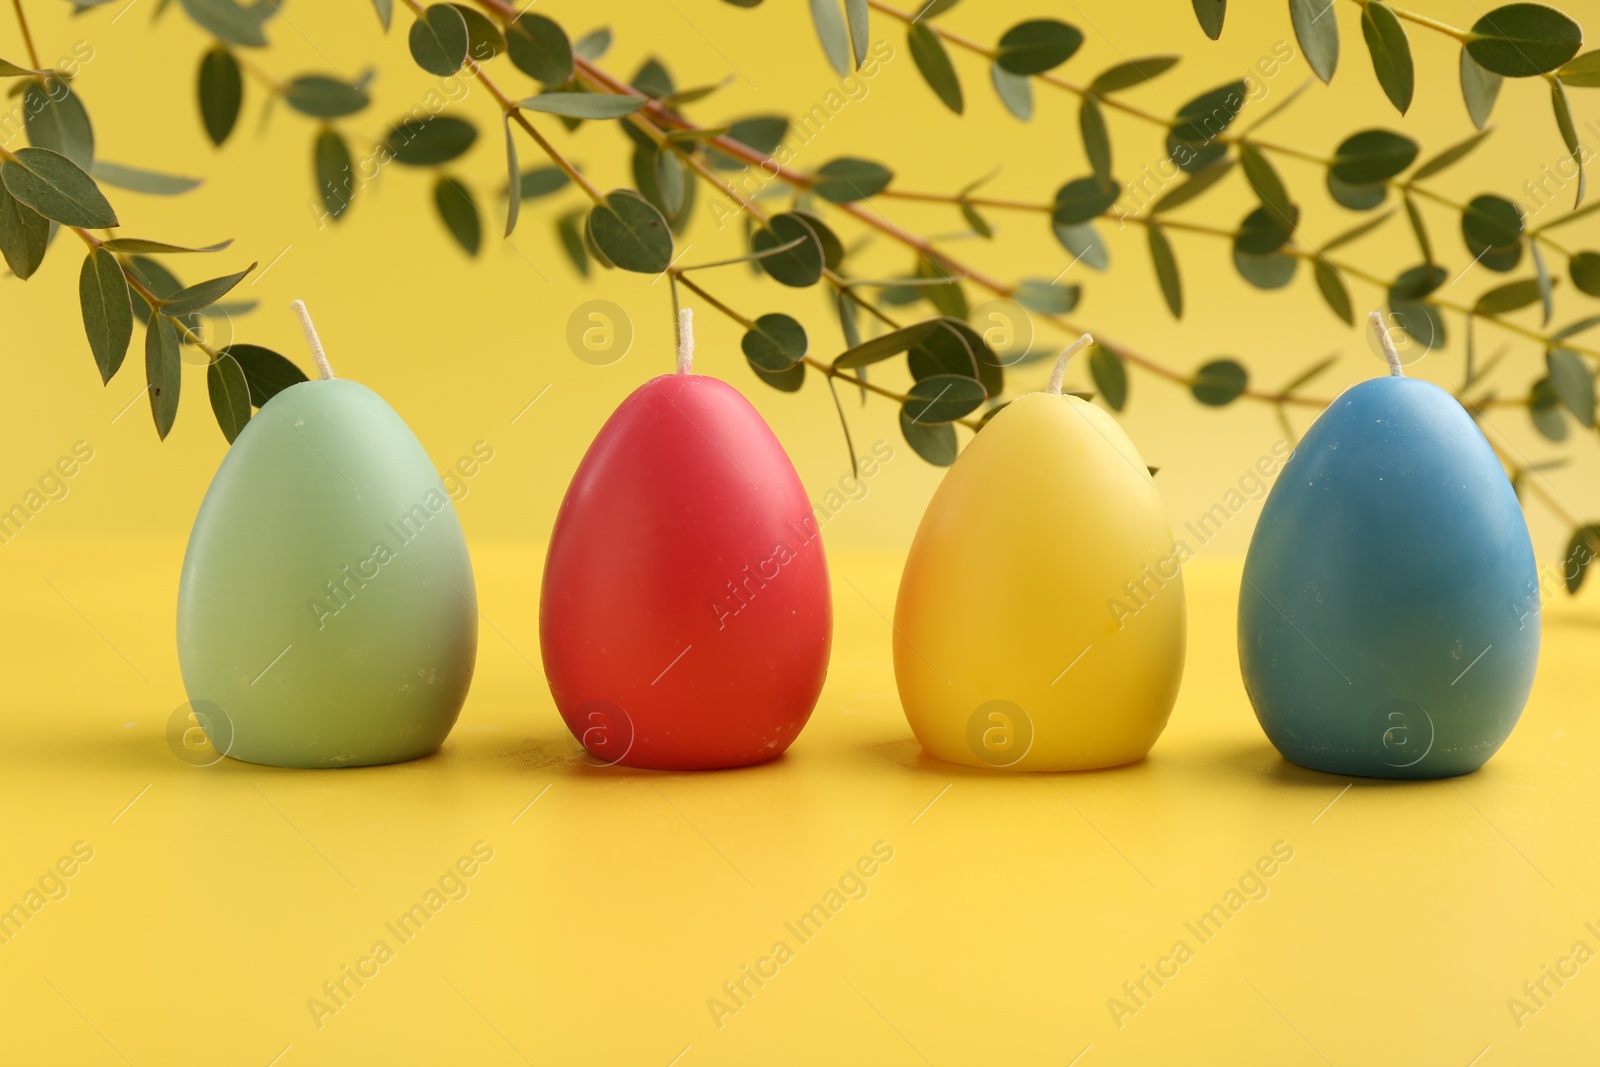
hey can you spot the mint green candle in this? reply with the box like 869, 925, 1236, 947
177, 301, 477, 768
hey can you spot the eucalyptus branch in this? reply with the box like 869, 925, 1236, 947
9, 0, 41, 72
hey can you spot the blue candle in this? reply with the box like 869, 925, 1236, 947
1238, 313, 1539, 779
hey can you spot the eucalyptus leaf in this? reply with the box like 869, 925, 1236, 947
1530, 377, 1568, 440
707, 116, 787, 169
207, 352, 252, 443
990, 63, 1033, 121
754, 213, 824, 287
905, 373, 985, 423
1239, 142, 1292, 226
1570, 251, 1600, 296
1326, 171, 1388, 211
314, 128, 354, 221
1089, 55, 1179, 94
1089, 343, 1127, 410
1170, 81, 1247, 146
996, 19, 1083, 75
1474, 277, 1544, 314
198, 47, 243, 146
0, 57, 45, 77
221, 343, 307, 406
1313, 258, 1353, 324
145, 315, 182, 440
556, 207, 588, 276
1360, 1, 1413, 114
1233, 247, 1297, 289
284, 75, 369, 118
812, 157, 893, 203
1322, 210, 1395, 251
1330, 129, 1417, 184
0, 183, 49, 280
1532, 240, 1554, 324
845, 0, 868, 67
434, 176, 482, 256
1235, 204, 1297, 255
1459, 48, 1503, 129
502, 116, 520, 238
1388, 263, 1446, 301
1467, 4, 1582, 78
587, 188, 670, 273
908, 22, 962, 114
180, 0, 267, 48
506, 12, 574, 84
1012, 279, 1079, 314
1191, 359, 1248, 405
163, 264, 253, 315
574, 27, 612, 62
386, 115, 477, 165
24, 78, 94, 168
1462, 193, 1524, 248
92, 161, 202, 196
101, 237, 231, 254
809, 0, 850, 76
1147, 223, 1182, 318
79, 248, 133, 384
1290, 0, 1338, 83
518, 92, 647, 119
1547, 347, 1595, 427
1, 148, 118, 229
449, 3, 505, 60
1191, 0, 1225, 40
1151, 158, 1234, 214
1402, 192, 1432, 264
1550, 79, 1585, 209
1053, 220, 1109, 271
742, 312, 808, 371
409, 4, 468, 76
1390, 300, 1446, 349
1559, 50, 1600, 86
834, 319, 943, 369
1052, 177, 1118, 226
1080, 96, 1112, 186
370, 0, 393, 31
899, 408, 958, 465
1411, 129, 1492, 180
753, 361, 807, 392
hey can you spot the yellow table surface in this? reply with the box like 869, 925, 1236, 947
2, 540, 1597, 1066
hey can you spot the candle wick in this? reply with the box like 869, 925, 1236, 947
677, 306, 694, 375
1047, 333, 1094, 395
291, 298, 336, 381
1368, 310, 1404, 378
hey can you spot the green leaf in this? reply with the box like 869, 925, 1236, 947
1553, 315, 1600, 341
501, 116, 521, 239
631, 57, 676, 100
207, 352, 252, 443
1467, 4, 1582, 77
1474, 277, 1545, 314
996, 19, 1083, 75
1052, 220, 1108, 271
517, 92, 646, 119
92, 161, 202, 196
449, 3, 505, 59
198, 47, 243, 146
0, 182, 49, 280
1232, 247, 1297, 289
812, 157, 893, 203
834, 319, 943, 369
899, 408, 958, 465
1547, 347, 1595, 426
125, 256, 182, 323
1360, 1, 1413, 113
284, 75, 369, 118
0, 57, 45, 77
1390, 300, 1446, 349
905, 374, 985, 424
79, 248, 133, 384
221, 343, 307, 406
1559, 50, 1600, 86
1089, 55, 1180, 94
314, 128, 354, 221
753, 213, 825, 287
1550, 79, 1585, 209
386, 116, 477, 165
145, 315, 182, 440
908, 22, 963, 114
844, 0, 869, 67
1170, 81, 1248, 145
1570, 251, 1600, 296
1529, 377, 1568, 440
1330, 129, 1418, 184
556, 207, 588, 276
1322, 210, 1395, 251
1090, 342, 1128, 410
1052, 177, 1118, 226
1313, 258, 1354, 324
1462, 194, 1524, 248
587, 188, 669, 272
909, 319, 992, 392
1290, 0, 1338, 83
163, 264, 252, 315
434, 176, 482, 257
742, 312, 808, 371
810, 0, 850, 75
1327, 171, 1388, 211
1239, 142, 1293, 226
1151, 158, 1234, 213
409, 4, 468, 76
1191, 359, 1248, 405
1148, 223, 1182, 318
24, 78, 94, 169
752, 361, 807, 392
1235, 204, 1298, 255
1459, 48, 1503, 129
1563, 526, 1600, 592
1532, 240, 1555, 325
1402, 192, 1431, 263
961, 201, 992, 238
1013, 279, 1079, 314
707, 116, 788, 168
1412, 129, 1492, 180
1389, 263, 1446, 302
515, 165, 570, 201
574, 27, 612, 61
1080, 96, 1112, 186
370, 0, 393, 31
180, 0, 267, 48
792, 210, 844, 270
1191, 0, 1225, 40
990, 63, 1033, 120
0, 148, 118, 228
506, 13, 573, 84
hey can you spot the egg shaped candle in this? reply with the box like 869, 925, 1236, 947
177, 301, 478, 768
1239, 313, 1540, 779
894, 336, 1186, 771
540, 309, 832, 770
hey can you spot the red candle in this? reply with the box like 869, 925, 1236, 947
540, 309, 832, 770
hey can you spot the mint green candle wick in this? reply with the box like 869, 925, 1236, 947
290, 298, 337, 381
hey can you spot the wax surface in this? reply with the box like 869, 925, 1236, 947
1239, 377, 1539, 779
177, 379, 478, 768
540, 373, 831, 770
894, 392, 1186, 771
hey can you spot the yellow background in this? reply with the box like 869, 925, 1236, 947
1, 0, 1598, 1062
